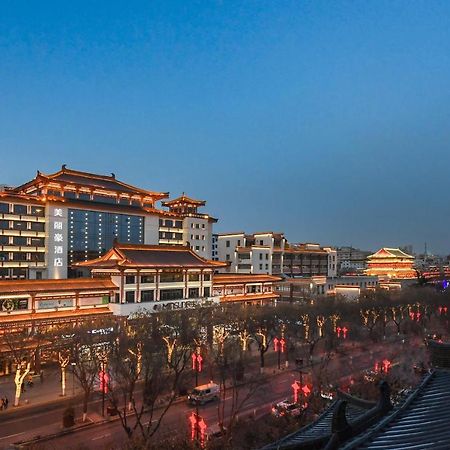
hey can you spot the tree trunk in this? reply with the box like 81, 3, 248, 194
83, 393, 89, 422
61, 367, 66, 396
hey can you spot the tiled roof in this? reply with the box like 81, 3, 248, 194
368, 248, 414, 259
342, 370, 450, 450
214, 274, 282, 284
14, 166, 168, 200
162, 194, 206, 207
0, 307, 112, 326
75, 242, 227, 269
0, 278, 117, 295
262, 397, 371, 450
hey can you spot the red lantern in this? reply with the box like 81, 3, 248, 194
99, 370, 108, 393
302, 384, 311, 396
292, 380, 301, 403
336, 326, 341, 338
280, 337, 286, 353
342, 326, 348, 339
273, 337, 279, 352
439, 306, 443, 314
189, 412, 197, 441
198, 417, 207, 444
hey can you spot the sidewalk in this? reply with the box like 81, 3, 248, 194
0, 367, 84, 414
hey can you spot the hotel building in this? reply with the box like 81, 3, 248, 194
0, 166, 217, 280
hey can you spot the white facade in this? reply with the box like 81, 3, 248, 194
184, 216, 214, 259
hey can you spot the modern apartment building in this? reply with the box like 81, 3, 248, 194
216, 232, 337, 278
217, 232, 286, 275
0, 166, 217, 280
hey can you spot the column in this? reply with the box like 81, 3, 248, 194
200, 269, 204, 297
184, 269, 188, 299
136, 270, 141, 303
75, 292, 80, 309
120, 270, 125, 303
155, 269, 160, 301
31, 293, 36, 313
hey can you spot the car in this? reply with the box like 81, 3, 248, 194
188, 382, 220, 405
271, 400, 303, 418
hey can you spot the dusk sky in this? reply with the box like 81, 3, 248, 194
1, 1, 450, 254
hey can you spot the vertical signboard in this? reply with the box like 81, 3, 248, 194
47, 206, 68, 279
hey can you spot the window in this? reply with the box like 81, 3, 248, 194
203, 273, 211, 281
259, 240, 263, 245
226, 240, 230, 248
265, 264, 269, 270
188, 273, 200, 282
125, 291, 135, 303
259, 254, 262, 260
266, 254, 269, 260
201, 246, 205, 251
159, 219, 163, 226
31, 238, 45, 247
160, 289, 184, 301
125, 275, 135, 284
13, 252, 27, 261
13, 204, 27, 215
141, 275, 154, 284
201, 223, 205, 229
188, 288, 200, 298
13, 236, 27, 246
0, 203, 9, 213
202, 235, 205, 240
175, 220, 183, 228
190, 234, 194, 239
195, 235, 199, 240
259, 264, 263, 270
0, 235, 9, 245
195, 224, 200, 229
195, 246, 200, 251
160, 272, 183, 283
30, 222, 44, 232
165, 219, 173, 227
0, 220, 9, 230
35, 271, 42, 280
237, 240, 241, 246
204, 287, 210, 297
226, 254, 230, 261
141, 290, 154, 302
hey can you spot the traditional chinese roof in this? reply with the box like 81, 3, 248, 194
214, 274, 282, 285
0, 307, 112, 329
74, 242, 227, 270
368, 248, 414, 260
342, 370, 450, 450
13, 166, 168, 201
0, 278, 117, 295
262, 391, 378, 450
219, 292, 279, 303
162, 193, 206, 208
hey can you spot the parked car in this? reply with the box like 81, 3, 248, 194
188, 383, 220, 405
271, 400, 303, 418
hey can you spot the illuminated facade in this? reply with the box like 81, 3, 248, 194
75, 242, 227, 315
213, 273, 281, 305
162, 194, 217, 260
365, 247, 416, 280
0, 166, 217, 279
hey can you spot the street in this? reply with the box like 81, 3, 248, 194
0, 338, 413, 449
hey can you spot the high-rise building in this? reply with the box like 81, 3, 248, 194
0, 166, 217, 279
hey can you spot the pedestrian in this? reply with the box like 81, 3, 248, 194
40, 370, 44, 383
4, 396, 8, 409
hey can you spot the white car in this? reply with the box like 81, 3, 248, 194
271, 400, 303, 418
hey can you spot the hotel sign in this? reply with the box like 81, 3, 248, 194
48, 207, 68, 278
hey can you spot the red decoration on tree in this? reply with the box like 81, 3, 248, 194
280, 337, 286, 353
336, 326, 341, 338
273, 337, 279, 352
342, 326, 348, 339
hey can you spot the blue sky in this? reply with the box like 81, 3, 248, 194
1, 1, 450, 254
